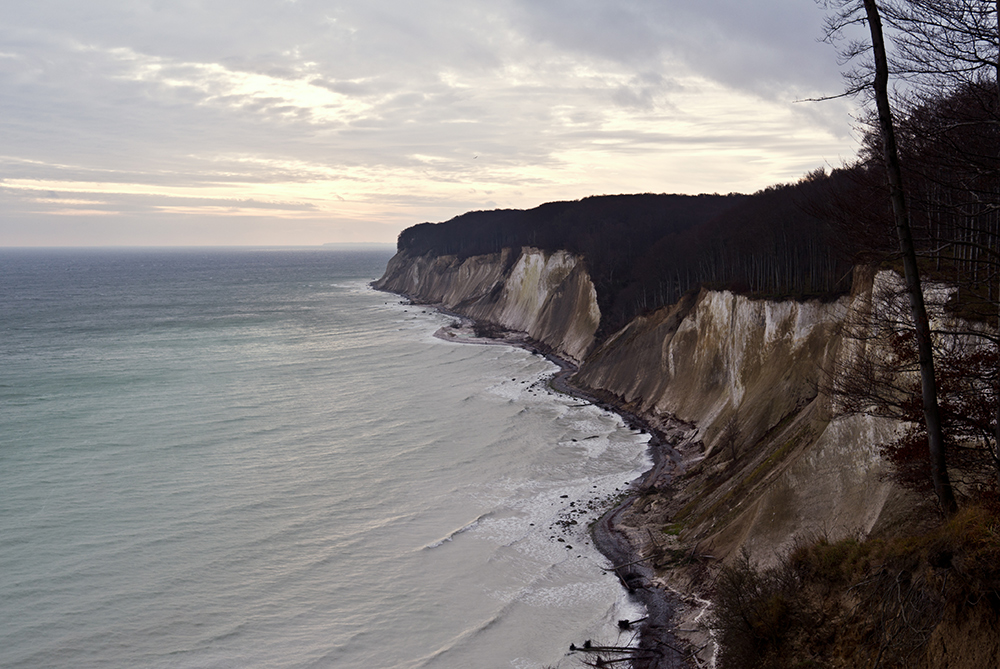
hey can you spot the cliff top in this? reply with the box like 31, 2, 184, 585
394, 176, 857, 336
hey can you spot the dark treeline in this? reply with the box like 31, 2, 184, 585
882, 81, 1000, 319
613, 174, 856, 330
397, 185, 857, 337
821, 81, 1000, 321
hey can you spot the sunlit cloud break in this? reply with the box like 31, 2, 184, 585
106, 46, 377, 126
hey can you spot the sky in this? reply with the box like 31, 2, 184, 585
0, 1, 863, 247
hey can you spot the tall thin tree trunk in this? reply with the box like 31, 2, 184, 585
864, 0, 958, 515
994, 0, 1000, 490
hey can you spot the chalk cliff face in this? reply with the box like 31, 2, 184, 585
376, 250, 917, 566
575, 268, 917, 566
374, 247, 601, 364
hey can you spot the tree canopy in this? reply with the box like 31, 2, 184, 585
396, 185, 856, 336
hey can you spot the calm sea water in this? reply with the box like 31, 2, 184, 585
0, 248, 649, 669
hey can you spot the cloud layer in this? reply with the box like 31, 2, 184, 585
1, 1, 859, 245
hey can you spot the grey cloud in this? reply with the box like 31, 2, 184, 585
508, 0, 844, 98
0, 0, 861, 245
10, 1, 845, 96
609, 73, 679, 110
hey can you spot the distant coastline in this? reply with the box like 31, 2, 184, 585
321, 242, 396, 250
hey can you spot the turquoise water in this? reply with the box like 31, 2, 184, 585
0, 248, 649, 668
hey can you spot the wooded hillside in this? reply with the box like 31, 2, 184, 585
396, 182, 858, 337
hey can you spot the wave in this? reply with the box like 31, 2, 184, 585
422, 512, 493, 549
408, 556, 645, 668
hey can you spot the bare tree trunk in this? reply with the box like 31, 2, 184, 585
994, 0, 1000, 491
864, 0, 959, 515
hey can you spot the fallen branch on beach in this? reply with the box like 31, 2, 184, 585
570, 645, 664, 665
569, 637, 665, 658
581, 658, 656, 667
617, 616, 649, 630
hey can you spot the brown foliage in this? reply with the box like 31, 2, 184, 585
829, 262, 999, 498
710, 504, 1000, 668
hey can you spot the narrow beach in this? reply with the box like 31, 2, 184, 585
429, 312, 694, 669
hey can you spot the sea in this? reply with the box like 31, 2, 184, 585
0, 247, 651, 669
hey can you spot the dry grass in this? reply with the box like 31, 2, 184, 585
708, 502, 1000, 669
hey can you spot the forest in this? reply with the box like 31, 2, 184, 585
397, 179, 859, 338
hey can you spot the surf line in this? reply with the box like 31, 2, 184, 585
392, 301, 691, 667
422, 512, 494, 550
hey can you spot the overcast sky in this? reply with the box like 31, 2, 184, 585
1, 1, 861, 246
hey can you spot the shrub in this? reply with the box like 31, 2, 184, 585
709, 549, 803, 669
710, 504, 1000, 668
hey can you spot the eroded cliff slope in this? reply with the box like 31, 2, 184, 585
374, 247, 601, 364
576, 268, 921, 570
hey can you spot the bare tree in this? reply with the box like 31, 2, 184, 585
885, 0, 1000, 95
832, 275, 1000, 494
822, 0, 959, 514
882, 0, 1000, 489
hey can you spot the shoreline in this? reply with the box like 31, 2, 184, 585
541, 351, 695, 669
404, 302, 696, 668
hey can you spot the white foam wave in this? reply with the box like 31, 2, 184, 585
422, 512, 494, 549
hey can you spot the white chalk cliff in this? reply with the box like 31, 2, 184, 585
375, 250, 918, 566
374, 247, 601, 364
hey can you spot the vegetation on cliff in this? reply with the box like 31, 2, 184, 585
709, 501, 1000, 668
696, 2, 1000, 666
396, 185, 856, 338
